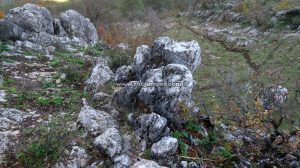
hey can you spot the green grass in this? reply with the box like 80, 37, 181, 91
164, 20, 300, 129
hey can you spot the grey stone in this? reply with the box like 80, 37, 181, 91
132, 37, 201, 79
188, 162, 199, 168
180, 161, 188, 168
0, 108, 32, 163
113, 154, 132, 168
15, 40, 43, 51
131, 159, 165, 168
112, 81, 142, 108
5, 3, 54, 34
151, 137, 178, 158
53, 19, 68, 37
114, 65, 133, 83
77, 101, 118, 136
85, 64, 113, 94
138, 64, 195, 127
53, 146, 90, 168
60, 10, 98, 45
93, 128, 122, 159
0, 19, 25, 41
136, 113, 170, 144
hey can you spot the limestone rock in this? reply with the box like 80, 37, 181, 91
53, 146, 90, 168
0, 19, 25, 41
85, 64, 113, 94
136, 113, 170, 144
77, 102, 118, 136
132, 37, 201, 77
113, 154, 132, 168
59, 10, 98, 45
131, 159, 165, 168
114, 65, 133, 83
5, 3, 54, 34
93, 128, 122, 158
151, 137, 178, 159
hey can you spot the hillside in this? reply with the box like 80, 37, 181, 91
0, 1, 300, 168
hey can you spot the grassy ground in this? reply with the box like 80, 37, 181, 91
164, 20, 300, 130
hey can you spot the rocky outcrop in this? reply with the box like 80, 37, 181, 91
5, 3, 54, 34
60, 10, 98, 45
93, 128, 122, 158
113, 37, 200, 127
133, 37, 201, 76
0, 3, 98, 49
77, 100, 118, 136
135, 113, 170, 145
0, 108, 33, 163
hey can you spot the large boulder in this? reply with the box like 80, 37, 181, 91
135, 113, 170, 145
132, 37, 201, 78
0, 19, 25, 41
5, 3, 54, 34
138, 64, 195, 127
93, 128, 123, 159
77, 101, 118, 136
59, 10, 98, 45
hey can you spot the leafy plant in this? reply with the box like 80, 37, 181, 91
0, 42, 8, 53
106, 50, 132, 71
51, 96, 63, 106
172, 130, 189, 156
37, 97, 50, 106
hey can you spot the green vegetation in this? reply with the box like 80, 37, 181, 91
0, 42, 8, 54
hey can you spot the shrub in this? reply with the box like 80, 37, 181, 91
0, 11, 5, 19
105, 50, 132, 71
274, 0, 290, 12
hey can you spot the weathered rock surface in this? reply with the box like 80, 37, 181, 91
59, 10, 98, 45
114, 65, 133, 83
53, 146, 90, 168
132, 37, 201, 77
85, 63, 114, 94
93, 128, 122, 158
112, 81, 142, 108
0, 19, 25, 41
113, 154, 132, 168
138, 64, 195, 127
131, 159, 165, 168
135, 113, 170, 144
151, 137, 178, 159
0, 3, 98, 48
0, 108, 32, 163
259, 85, 288, 110
77, 101, 118, 136
5, 3, 54, 34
